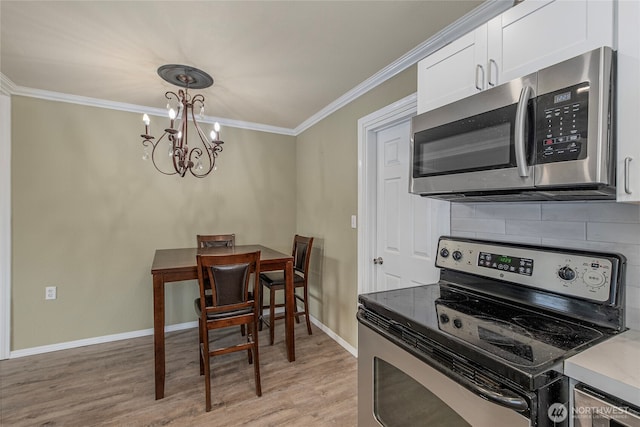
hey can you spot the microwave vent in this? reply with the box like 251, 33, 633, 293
424, 187, 616, 203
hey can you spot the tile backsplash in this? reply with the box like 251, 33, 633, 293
450, 201, 640, 331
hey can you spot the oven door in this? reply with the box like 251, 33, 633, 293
410, 73, 537, 196
358, 321, 532, 427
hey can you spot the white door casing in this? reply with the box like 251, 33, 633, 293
357, 93, 450, 296
1, 93, 11, 360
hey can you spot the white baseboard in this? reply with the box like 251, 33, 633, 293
8, 316, 358, 359
266, 307, 358, 357
9, 321, 198, 359
309, 315, 358, 357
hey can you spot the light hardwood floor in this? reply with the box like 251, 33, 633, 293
0, 323, 357, 426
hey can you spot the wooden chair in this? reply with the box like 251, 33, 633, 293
197, 233, 235, 248
197, 234, 251, 336
259, 235, 314, 345
195, 251, 262, 412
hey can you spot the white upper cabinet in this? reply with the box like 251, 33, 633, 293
492, 0, 614, 84
417, 26, 488, 114
417, 0, 615, 114
616, 0, 640, 203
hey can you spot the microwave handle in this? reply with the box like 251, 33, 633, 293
515, 86, 532, 177
625, 157, 633, 194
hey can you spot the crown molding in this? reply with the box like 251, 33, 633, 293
1, 0, 511, 138
0, 73, 16, 96
0, 74, 296, 137
294, 0, 512, 135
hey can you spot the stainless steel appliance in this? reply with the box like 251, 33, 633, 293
357, 236, 627, 427
574, 385, 640, 426
410, 47, 616, 202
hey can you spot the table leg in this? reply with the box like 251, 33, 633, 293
153, 273, 165, 399
284, 259, 295, 362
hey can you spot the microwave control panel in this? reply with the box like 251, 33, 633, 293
535, 82, 590, 164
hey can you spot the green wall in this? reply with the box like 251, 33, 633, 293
296, 67, 417, 348
10, 65, 415, 352
11, 97, 296, 350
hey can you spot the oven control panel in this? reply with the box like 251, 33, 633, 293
436, 237, 620, 303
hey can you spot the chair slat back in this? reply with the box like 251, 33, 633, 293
292, 235, 313, 276
197, 234, 236, 249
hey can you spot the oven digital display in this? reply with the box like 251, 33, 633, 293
478, 326, 534, 362
478, 252, 534, 276
554, 91, 571, 104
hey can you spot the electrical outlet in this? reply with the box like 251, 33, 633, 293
45, 286, 57, 300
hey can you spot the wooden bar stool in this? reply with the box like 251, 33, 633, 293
259, 235, 314, 345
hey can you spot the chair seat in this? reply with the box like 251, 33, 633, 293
259, 271, 305, 288
195, 297, 253, 319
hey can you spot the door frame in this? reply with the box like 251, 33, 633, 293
1, 93, 11, 360
357, 93, 417, 295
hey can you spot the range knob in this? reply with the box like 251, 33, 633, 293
439, 248, 450, 258
439, 313, 450, 324
558, 266, 576, 281
452, 251, 463, 261
453, 318, 463, 329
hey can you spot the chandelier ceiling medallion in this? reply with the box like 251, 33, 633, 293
140, 64, 224, 178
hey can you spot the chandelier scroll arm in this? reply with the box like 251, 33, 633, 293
141, 132, 179, 176
188, 104, 217, 177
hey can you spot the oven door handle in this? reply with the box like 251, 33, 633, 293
460, 377, 529, 412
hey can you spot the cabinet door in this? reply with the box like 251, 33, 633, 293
417, 25, 487, 114
616, 0, 640, 203
491, 0, 614, 84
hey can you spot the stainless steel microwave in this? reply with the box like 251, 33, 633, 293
410, 46, 616, 202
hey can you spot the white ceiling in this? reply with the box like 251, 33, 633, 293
1, 1, 486, 131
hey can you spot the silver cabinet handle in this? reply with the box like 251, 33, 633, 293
475, 64, 485, 91
488, 59, 498, 87
625, 157, 633, 194
373, 257, 384, 265
515, 85, 532, 177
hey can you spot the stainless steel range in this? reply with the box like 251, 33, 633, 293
357, 236, 627, 427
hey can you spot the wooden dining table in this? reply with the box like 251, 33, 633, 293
150, 244, 295, 400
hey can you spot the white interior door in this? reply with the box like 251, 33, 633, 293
373, 120, 449, 292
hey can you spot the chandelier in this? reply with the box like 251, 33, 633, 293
140, 65, 224, 178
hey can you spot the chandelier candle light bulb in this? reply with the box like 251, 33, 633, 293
138, 64, 225, 178
142, 113, 150, 135
168, 108, 176, 129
